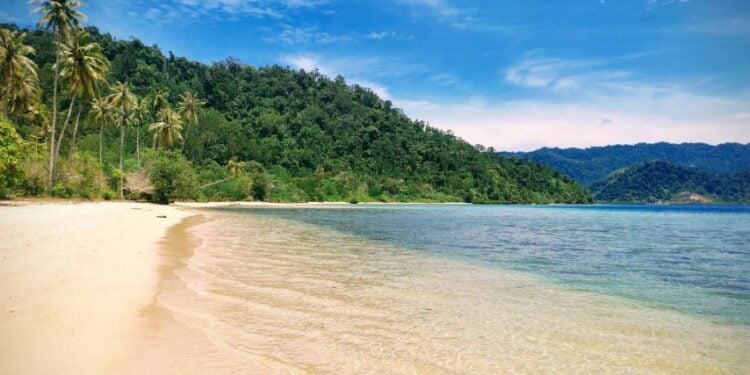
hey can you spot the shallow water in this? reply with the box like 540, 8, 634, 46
128, 205, 750, 373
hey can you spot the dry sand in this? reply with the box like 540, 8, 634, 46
0, 201, 193, 375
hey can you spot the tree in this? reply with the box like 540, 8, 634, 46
88, 96, 111, 163
107, 81, 136, 198
0, 117, 27, 198
148, 107, 183, 150
149, 89, 169, 114
142, 149, 196, 204
198, 158, 246, 189
132, 97, 149, 164
0, 28, 39, 117
56, 29, 108, 160
177, 91, 204, 152
33, 0, 85, 194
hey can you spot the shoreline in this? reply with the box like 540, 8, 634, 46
0, 201, 194, 374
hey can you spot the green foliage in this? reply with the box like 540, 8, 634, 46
142, 149, 197, 204
4, 23, 593, 204
591, 160, 750, 203
504, 143, 750, 187
0, 118, 27, 198
50, 153, 107, 199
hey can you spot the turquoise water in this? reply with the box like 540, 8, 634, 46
218, 204, 750, 325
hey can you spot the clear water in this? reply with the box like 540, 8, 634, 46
218, 204, 750, 325
126, 204, 750, 373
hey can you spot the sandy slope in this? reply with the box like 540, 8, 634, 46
0, 202, 193, 375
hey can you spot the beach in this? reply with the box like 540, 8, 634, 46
1, 202, 749, 374
0, 202, 193, 374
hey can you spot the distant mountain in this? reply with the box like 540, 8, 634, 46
501, 143, 750, 187
589, 160, 750, 203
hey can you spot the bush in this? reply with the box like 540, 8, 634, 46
0, 118, 27, 199
52, 154, 107, 199
142, 150, 197, 204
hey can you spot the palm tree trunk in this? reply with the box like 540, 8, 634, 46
181, 122, 191, 152
99, 124, 103, 164
48, 42, 60, 194
119, 123, 125, 199
136, 122, 140, 164
199, 175, 235, 189
54, 96, 76, 166
68, 102, 83, 160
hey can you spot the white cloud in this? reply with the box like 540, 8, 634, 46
263, 25, 356, 45
280, 53, 394, 99
395, 91, 750, 151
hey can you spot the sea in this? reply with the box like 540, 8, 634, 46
128, 204, 750, 374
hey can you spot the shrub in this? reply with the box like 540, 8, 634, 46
142, 150, 197, 204
0, 118, 27, 199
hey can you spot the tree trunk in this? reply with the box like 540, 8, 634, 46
48, 41, 60, 194
136, 122, 140, 164
181, 122, 191, 152
54, 95, 76, 167
119, 122, 125, 199
199, 175, 235, 189
99, 123, 103, 164
68, 102, 83, 160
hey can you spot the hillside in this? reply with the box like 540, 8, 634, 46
502, 143, 750, 187
2, 24, 591, 204
590, 160, 750, 203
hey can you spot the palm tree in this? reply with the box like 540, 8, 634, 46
132, 97, 150, 164
108, 81, 136, 198
177, 91, 204, 152
33, 0, 85, 193
149, 89, 170, 114
56, 29, 109, 160
148, 107, 183, 149
0, 28, 39, 116
88, 97, 111, 164
199, 158, 246, 189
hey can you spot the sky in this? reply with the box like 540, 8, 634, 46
2, 0, 750, 151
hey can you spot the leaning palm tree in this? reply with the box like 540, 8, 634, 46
177, 91, 204, 152
88, 96, 111, 163
148, 107, 183, 149
0, 28, 39, 116
108, 81, 136, 198
33, 0, 85, 193
198, 158, 247, 189
56, 29, 109, 160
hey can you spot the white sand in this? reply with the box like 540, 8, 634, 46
0, 201, 193, 375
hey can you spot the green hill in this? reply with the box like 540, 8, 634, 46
501, 143, 750, 187
2, 24, 591, 204
590, 160, 750, 203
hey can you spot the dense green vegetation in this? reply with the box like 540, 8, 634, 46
0, 4, 591, 204
502, 143, 750, 186
590, 160, 750, 203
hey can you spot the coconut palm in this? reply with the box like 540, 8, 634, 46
33, 0, 85, 193
177, 91, 204, 152
0, 28, 39, 116
56, 29, 109, 160
88, 97, 111, 163
108, 81, 136, 198
149, 107, 183, 150
132, 97, 150, 164
149, 89, 170, 114
198, 158, 246, 189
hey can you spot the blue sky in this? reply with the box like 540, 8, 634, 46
3, 0, 749, 151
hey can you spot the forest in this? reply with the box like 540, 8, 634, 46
502, 142, 750, 187
0, 1, 591, 204
590, 160, 750, 203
